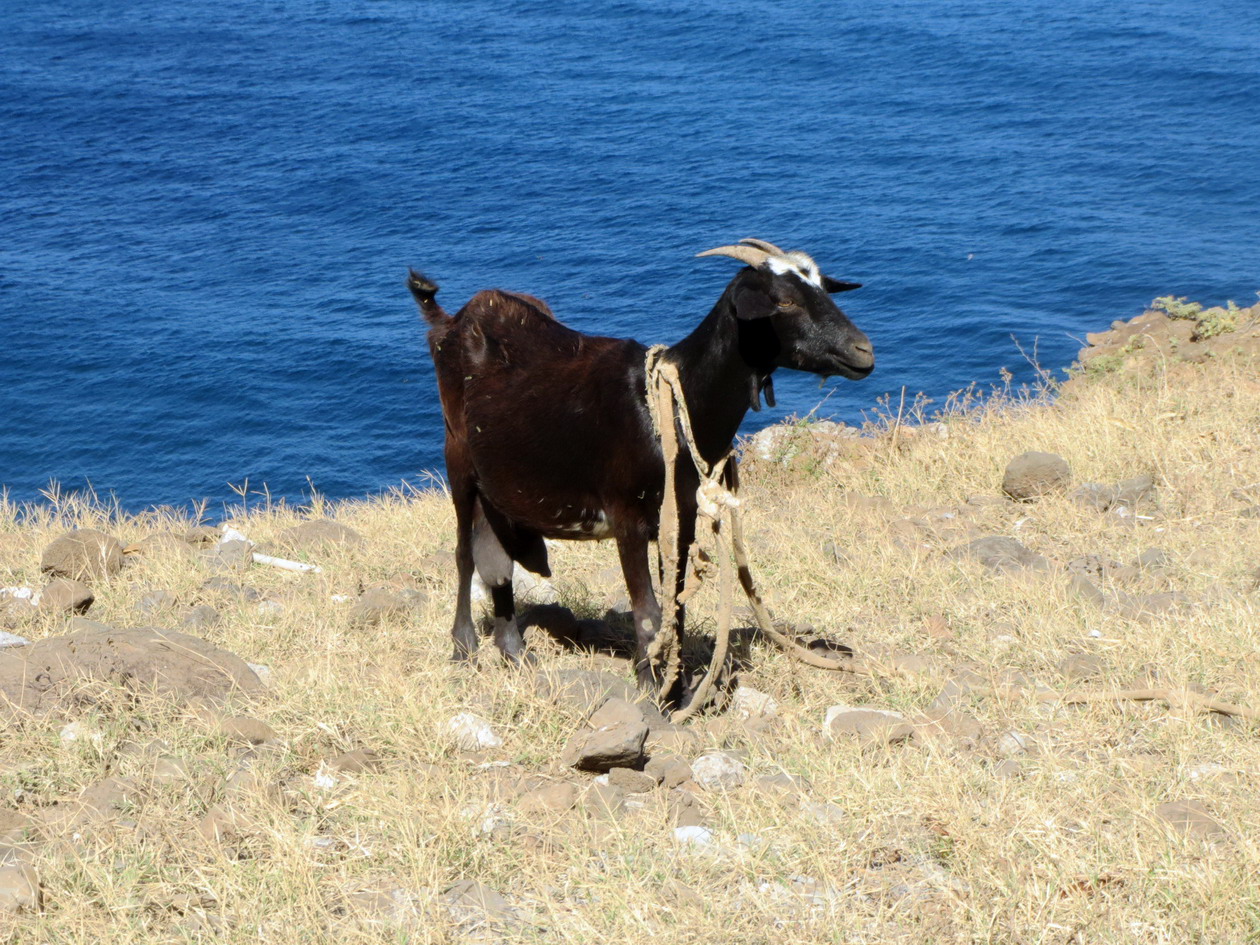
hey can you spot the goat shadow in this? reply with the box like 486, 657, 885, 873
507, 603, 853, 709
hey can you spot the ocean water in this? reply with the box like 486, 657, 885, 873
2, 0, 1258, 511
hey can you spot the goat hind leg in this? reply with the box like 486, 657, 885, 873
617, 536, 665, 693
473, 502, 529, 664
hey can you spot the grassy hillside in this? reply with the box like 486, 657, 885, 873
1, 298, 1258, 943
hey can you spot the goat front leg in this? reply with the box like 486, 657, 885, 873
449, 485, 480, 663
617, 534, 664, 692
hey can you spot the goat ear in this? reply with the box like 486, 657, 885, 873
733, 286, 775, 321
822, 276, 862, 294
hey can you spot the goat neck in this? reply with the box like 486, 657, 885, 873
663, 287, 762, 469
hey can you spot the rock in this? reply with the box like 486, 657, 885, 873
0, 630, 30, 648
729, 686, 779, 721
992, 759, 1023, 780
124, 532, 199, 563
278, 519, 363, 552
581, 782, 626, 818
1112, 474, 1155, 508
348, 586, 426, 627
0, 847, 39, 914
673, 825, 715, 848
1058, 653, 1104, 681
41, 777, 139, 835
38, 578, 94, 615
441, 879, 518, 927
0, 811, 35, 845
444, 713, 504, 751
0, 626, 263, 719
826, 706, 914, 745
1135, 547, 1170, 570
334, 882, 422, 930
690, 752, 746, 790
182, 604, 221, 629
992, 730, 1035, 757
218, 717, 280, 746
515, 781, 578, 816
645, 754, 693, 790
645, 725, 701, 756
534, 667, 638, 713
328, 748, 384, 773
1070, 482, 1118, 511
151, 755, 192, 783
136, 588, 178, 616
949, 536, 1051, 573
1002, 452, 1070, 501
1153, 799, 1226, 839
40, 529, 125, 581
607, 767, 656, 794
245, 662, 272, 686
205, 540, 253, 573
588, 696, 646, 729
751, 772, 811, 797
199, 577, 261, 601
182, 526, 220, 546
1069, 574, 1109, 606
562, 720, 648, 772
196, 803, 255, 843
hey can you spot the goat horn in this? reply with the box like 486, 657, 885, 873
739, 238, 788, 256
695, 244, 772, 268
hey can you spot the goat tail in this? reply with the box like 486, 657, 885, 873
407, 268, 449, 325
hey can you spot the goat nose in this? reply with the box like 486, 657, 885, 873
851, 338, 875, 365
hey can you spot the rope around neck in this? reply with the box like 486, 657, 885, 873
643, 347, 866, 723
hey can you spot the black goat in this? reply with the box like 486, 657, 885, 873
408, 239, 874, 692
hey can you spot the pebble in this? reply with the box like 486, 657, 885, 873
444, 712, 504, 751
0, 630, 30, 648
673, 825, 715, 848
690, 752, 746, 790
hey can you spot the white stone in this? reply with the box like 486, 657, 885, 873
444, 712, 503, 751
0, 631, 30, 648
246, 662, 273, 686
729, 686, 779, 721
673, 825, 715, 847
691, 752, 747, 790
823, 704, 904, 732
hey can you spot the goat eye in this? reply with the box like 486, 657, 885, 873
777, 299, 796, 310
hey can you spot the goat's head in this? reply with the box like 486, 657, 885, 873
698, 238, 875, 383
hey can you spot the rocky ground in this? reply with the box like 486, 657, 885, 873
1, 297, 1259, 943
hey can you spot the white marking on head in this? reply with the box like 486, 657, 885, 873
765, 252, 822, 288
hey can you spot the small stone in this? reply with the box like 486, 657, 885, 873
562, 720, 648, 772
1058, 653, 1104, 681
199, 577, 261, 600
992, 759, 1023, 780
441, 879, 517, 925
1070, 482, 1118, 511
205, 540, 253, 573
949, 536, 1051, 573
752, 772, 811, 796
993, 730, 1034, 757
645, 754, 693, 789
644, 725, 701, 756
0, 630, 31, 648
151, 755, 192, 783
1002, 452, 1071, 501
1112, 474, 1155, 509
278, 519, 363, 552
444, 713, 504, 751
1069, 573, 1109, 606
182, 604, 221, 629
328, 748, 384, 774
534, 668, 638, 714
729, 686, 779, 721
38, 578, 94, 615
607, 767, 656, 793
798, 799, 847, 825
182, 526, 221, 546
673, 825, 715, 847
40, 529, 125, 581
826, 707, 914, 745
581, 782, 626, 818
1135, 547, 1169, 570
0, 849, 40, 914
1154, 799, 1226, 839
690, 752, 746, 790
136, 588, 178, 615
349, 586, 426, 627
668, 788, 707, 827
515, 782, 578, 816
245, 662, 272, 686
218, 717, 280, 746
588, 696, 646, 730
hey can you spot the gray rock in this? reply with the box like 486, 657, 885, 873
826, 707, 914, 745
562, 720, 648, 772
1069, 573, 1109, 606
1058, 653, 1104, 681
534, 667, 639, 714
0, 847, 40, 914
644, 754, 693, 789
218, 716, 280, 746
348, 586, 426, 627
515, 781, 578, 815
205, 540, 253, 573
1154, 799, 1226, 839
199, 577, 261, 600
690, 751, 747, 790
1002, 451, 1071, 501
137, 588, 178, 616
0, 631, 31, 648
588, 696, 646, 730
441, 879, 518, 926
949, 536, 1051, 573
1135, 547, 1170, 570
607, 766, 656, 793
328, 748, 384, 773
38, 577, 94, 615
278, 519, 363, 552
40, 529, 125, 582
182, 604, 221, 629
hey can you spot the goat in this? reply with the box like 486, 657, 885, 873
408, 239, 874, 695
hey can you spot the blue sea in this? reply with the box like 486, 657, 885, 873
3, 0, 1258, 512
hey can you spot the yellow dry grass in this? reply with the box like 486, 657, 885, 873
1, 338, 1259, 944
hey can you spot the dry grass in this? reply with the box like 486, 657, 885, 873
2, 341, 1260, 944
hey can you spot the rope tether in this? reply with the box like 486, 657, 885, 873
643, 346, 865, 723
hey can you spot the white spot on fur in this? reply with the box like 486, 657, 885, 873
766, 251, 821, 288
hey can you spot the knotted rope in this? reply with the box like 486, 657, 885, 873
643, 346, 867, 723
